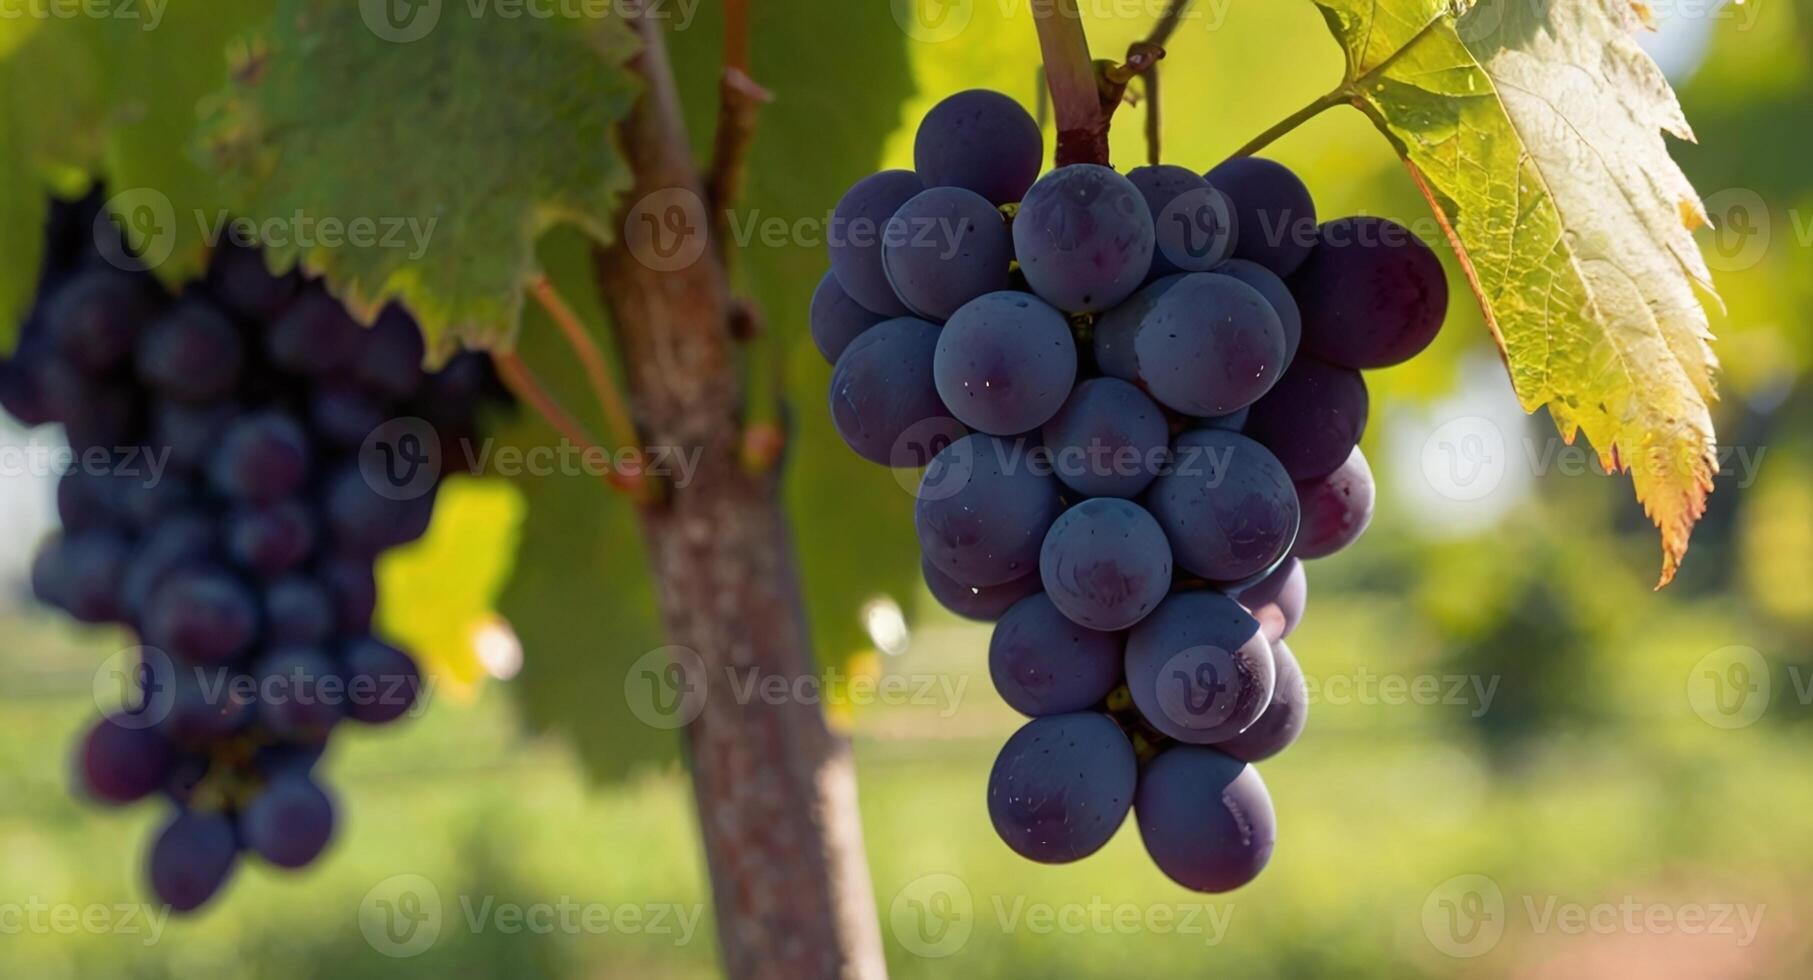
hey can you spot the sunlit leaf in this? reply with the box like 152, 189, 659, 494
1310, 0, 1721, 584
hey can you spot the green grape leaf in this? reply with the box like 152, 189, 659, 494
1308, 0, 1721, 585
0, 8, 265, 345
0, 96, 45, 347
377, 476, 526, 700
202, 0, 640, 362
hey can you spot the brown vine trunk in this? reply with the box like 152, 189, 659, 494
592, 10, 886, 980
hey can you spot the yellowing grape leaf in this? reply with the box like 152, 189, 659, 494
377, 476, 526, 700
202, 0, 640, 363
1308, 0, 1720, 585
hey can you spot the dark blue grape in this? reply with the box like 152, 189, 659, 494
1204, 156, 1317, 277
227, 499, 317, 578
987, 712, 1136, 863
988, 593, 1123, 716
257, 742, 326, 778
342, 637, 422, 724
152, 399, 237, 474
265, 576, 337, 646
136, 300, 244, 402
828, 316, 951, 466
60, 378, 139, 452
1215, 640, 1305, 762
933, 291, 1075, 435
1124, 590, 1275, 743
142, 569, 259, 664
913, 89, 1043, 206
320, 555, 378, 635
241, 774, 336, 869
266, 286, 361, 376
1134, 273, 1287, 417
253, 647, 344, 743
883, 187, 1012, 321
1039, 498, 1172, 631
148, 809, 239, 912
1201, 406, 1250, 432
1128, 166, 1235, 277
1091, 275, 1182, 383
1217, 258, 1301, 368
58, 529, 131, 624
1135, 745, 1276, 892
1243, 356, 1368, 482
808, 271, 884, 365
1013, 165, 1155, 312
1292, 216, 1448, 369
308, 382, 388, 450
0, 355, 53, 427
45, 268, 158, 375
916, 433, 1064, 587
206, 241, 299, 321
33, 353, 96, 425
350, 305, 426, 401
1148, 430, 1298, 584
922, 555, 1040, 622
117, 472, 198, 530
120, 512, 216, 618
829, 170, 923, 317
57, 467, 121, 531
77, 714, 173, 804
1038, 377, 1168, 498
1293, 446, 1373, 560
323, 464, 433, 554
1236, 557, 1305, 643
208, 410, 310, 503
30, 534, 74, 612
162, 666, 255, 743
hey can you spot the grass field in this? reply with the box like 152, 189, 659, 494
1, 598, 1808, 980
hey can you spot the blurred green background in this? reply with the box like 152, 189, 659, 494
2, 1, 1811, 977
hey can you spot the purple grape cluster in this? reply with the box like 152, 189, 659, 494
0, 191, 506, 911
817, 90, 1448, 892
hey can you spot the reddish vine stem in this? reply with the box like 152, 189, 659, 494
529, 275, 645, 468
489, 350, 647, 497
707, 0, 772, 263
1031, 0, 1109, 165
1142, 68, 1161, 166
